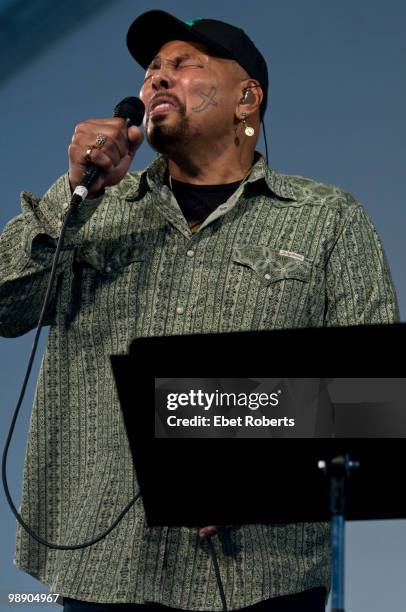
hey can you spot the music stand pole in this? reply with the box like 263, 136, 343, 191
318, 454, 360, 612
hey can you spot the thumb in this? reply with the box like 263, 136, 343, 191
127, 125, 144, 158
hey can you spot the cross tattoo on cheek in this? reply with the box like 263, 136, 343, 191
192, 87, 218, 112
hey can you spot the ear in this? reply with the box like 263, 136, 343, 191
236, 80, 263, 119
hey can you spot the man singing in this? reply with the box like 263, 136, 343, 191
0, 10, 399, 612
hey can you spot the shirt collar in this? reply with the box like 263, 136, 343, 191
124, 153, 297, 202
244, 153, 297, 201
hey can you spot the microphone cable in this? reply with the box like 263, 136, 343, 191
262, 118, 269, 166
206, 535, 228, 612
1, 195, 142, 550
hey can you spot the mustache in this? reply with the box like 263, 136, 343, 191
148, 92, 186, 115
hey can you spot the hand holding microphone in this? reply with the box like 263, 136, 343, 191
68, 97, 145, 200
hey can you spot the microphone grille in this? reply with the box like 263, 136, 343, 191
113, 96, 145, 126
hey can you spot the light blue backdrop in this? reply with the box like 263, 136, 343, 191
1, 1, 405, 611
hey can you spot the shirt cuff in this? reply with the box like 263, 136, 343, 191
39, 173, 105, 237
20, 173, 105, 264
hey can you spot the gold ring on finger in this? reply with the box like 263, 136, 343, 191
84, 146, 93, 163
94, 133, 108, 149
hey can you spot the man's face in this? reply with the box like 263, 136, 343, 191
139, 39, 246, 155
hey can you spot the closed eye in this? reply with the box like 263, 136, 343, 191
143, 63, 204, 83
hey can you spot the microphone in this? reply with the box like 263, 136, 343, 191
72, 96, 145, 203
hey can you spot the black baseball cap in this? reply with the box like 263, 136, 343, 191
126, 10, 268, 118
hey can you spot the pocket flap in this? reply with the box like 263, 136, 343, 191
75, 236, 144, 276
233, 245, 312, 284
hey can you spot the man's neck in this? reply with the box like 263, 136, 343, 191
167, 147, 257, 186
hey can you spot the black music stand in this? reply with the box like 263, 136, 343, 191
111, 323, 406, 612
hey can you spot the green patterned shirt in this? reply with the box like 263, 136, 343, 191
0, 153, 399, 609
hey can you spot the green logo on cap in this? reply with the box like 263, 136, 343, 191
185, 17, 203, 26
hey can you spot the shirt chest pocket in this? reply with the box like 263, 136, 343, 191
74, 237, 144, 279
232, 245, 312, 286
68, 237, 145, 327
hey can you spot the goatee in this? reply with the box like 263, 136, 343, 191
146, 114, 196, 155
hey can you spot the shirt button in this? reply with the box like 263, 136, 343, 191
186, 250, 194, 257
176, 306, 184, 315
63, 202, 69, 211
264, 273, 271, 280
105, 264, 112, 273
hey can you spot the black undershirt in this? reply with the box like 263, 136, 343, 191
167, 174, 242, 231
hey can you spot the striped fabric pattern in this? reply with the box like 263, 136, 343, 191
0, 153, 399, 609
